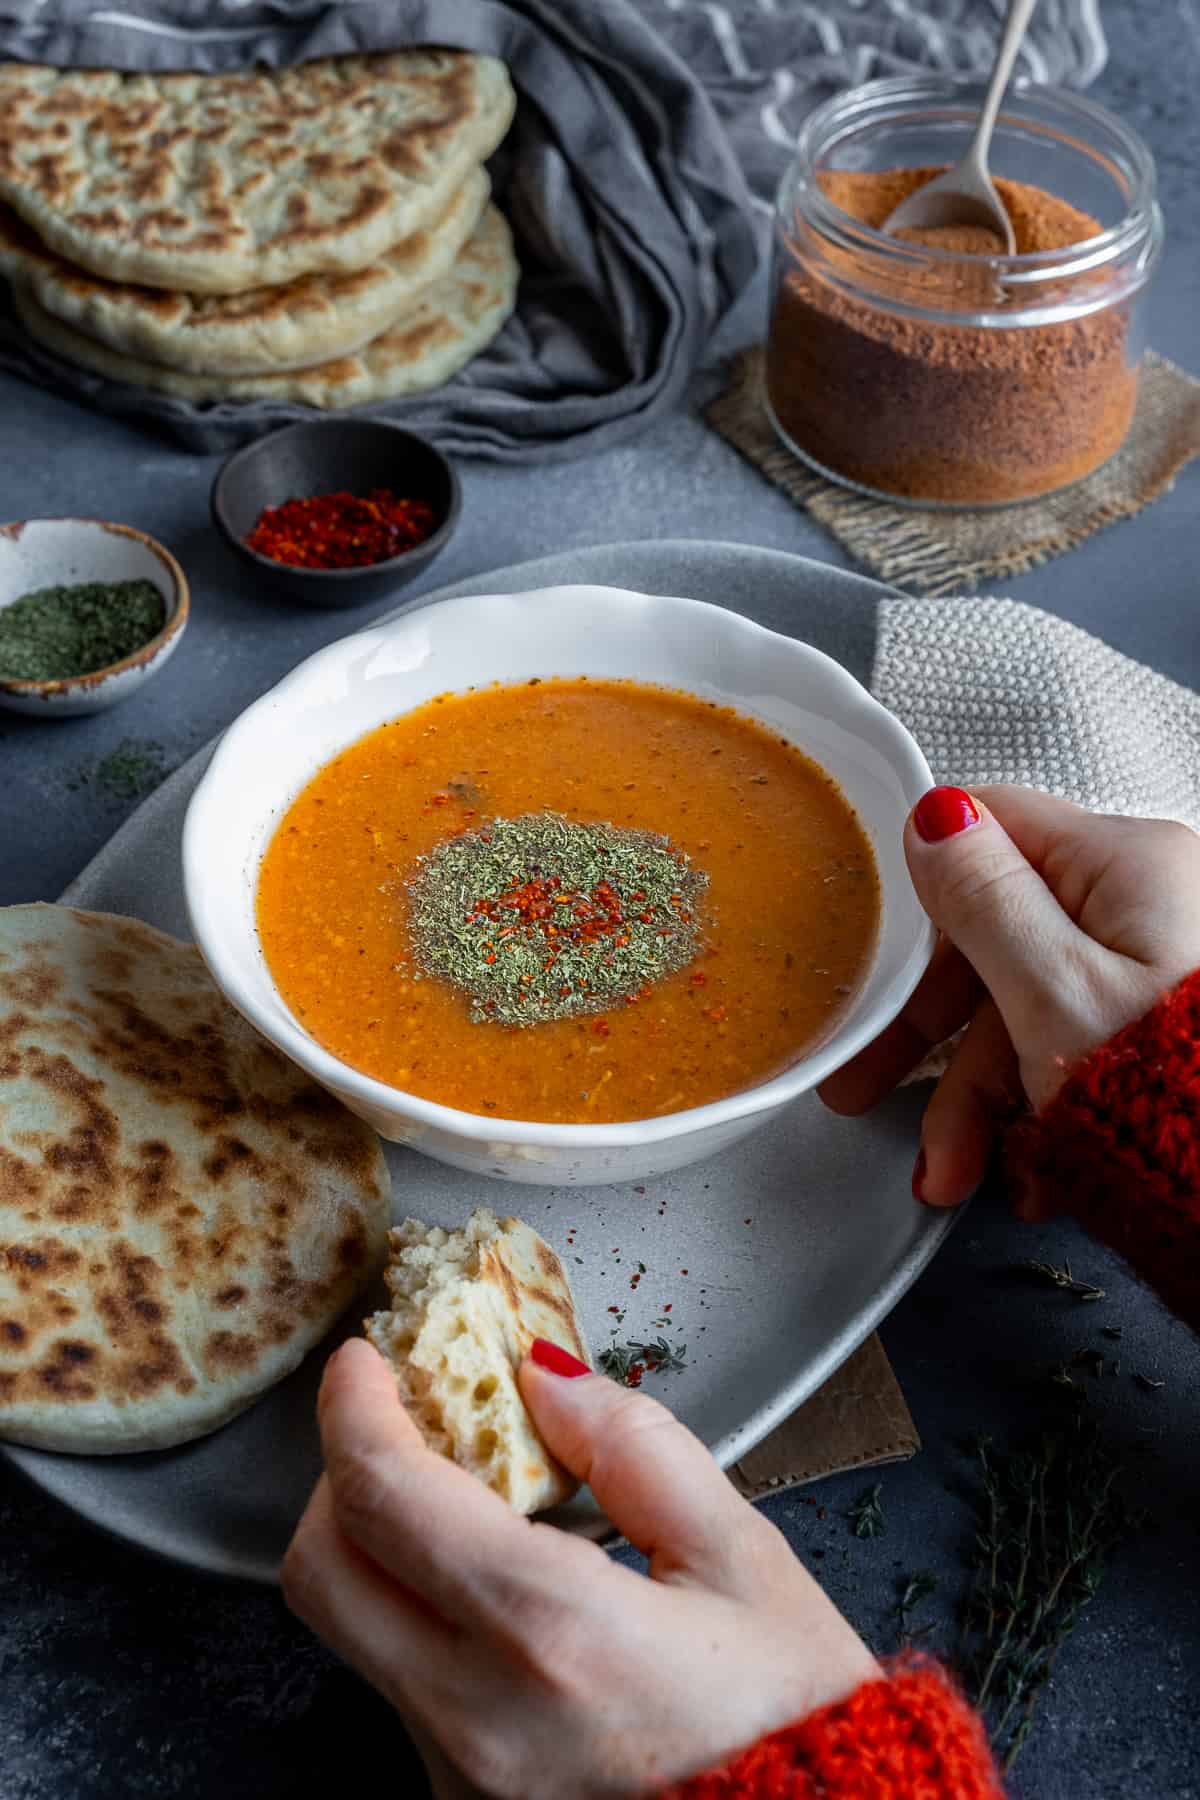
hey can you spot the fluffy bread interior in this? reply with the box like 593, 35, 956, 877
365, 1209, 589, 1514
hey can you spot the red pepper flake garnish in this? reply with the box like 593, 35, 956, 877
690, 971, 708, 987
592, 1019, 610, 1037
704, 1003, 728, 1022
245, 488, 438, 570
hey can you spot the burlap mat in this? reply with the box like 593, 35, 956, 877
728, 1333, 917, 1499
707, 348, 1200, 596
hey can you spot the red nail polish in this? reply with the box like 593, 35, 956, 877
913, 786, 980, 844
911, 1148, 927, 1202
530, 1338, 590, 1378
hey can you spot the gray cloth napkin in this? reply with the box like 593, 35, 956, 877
640, 0, 1107, 208
0, 0, 1106, 457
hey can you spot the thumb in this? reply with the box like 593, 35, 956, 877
906, 787, 1083, 1051
518, 1344, 761, 1591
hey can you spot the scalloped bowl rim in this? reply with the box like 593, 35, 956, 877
183, 585, 936, 1149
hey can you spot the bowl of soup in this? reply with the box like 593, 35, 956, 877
183, 585, 935, 1185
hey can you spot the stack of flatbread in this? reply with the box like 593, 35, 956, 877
0, 52, 517, 409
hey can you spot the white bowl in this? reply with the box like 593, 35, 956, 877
183, 585, 935, 1186
0, 517, 188, 717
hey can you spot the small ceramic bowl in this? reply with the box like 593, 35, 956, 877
210, 420, 462, 609
184, 584, 937, 1188
0, 518, 189, 718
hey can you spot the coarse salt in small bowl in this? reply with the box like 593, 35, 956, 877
0, 518, 189, 718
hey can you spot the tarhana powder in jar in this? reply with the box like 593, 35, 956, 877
766, 168, 1138, 506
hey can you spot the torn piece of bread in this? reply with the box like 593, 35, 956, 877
365, 1208, 590, 1514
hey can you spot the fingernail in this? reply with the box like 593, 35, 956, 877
911, 1147, 927, 1202
913, 786, 981, 844
530, 1338, 590, 1378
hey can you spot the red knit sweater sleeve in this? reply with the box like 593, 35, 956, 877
657, 973, 1200, 1800
1006, 966, 1200, 1329
654, 1658, 1004, 1799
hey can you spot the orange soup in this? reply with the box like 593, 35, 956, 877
257, 679, 879, 1124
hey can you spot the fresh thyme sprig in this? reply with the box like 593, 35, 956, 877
960, 1417, 1143, 1771
894, 1571, 939, 1646
847, 1484, 886, 1539
599, 1337, 688, 1387
598, 1342, 639, 1384
1020, 1259, 1105, 1302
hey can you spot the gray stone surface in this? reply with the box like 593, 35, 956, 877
3, 5, 1200, 1796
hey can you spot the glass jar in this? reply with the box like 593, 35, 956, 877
765, 78, 1163, 508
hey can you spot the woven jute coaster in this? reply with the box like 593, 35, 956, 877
706, 347, 1200, 597
729, 1333, 918, 1501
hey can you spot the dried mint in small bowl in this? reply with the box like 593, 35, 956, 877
0, 578, 166, 681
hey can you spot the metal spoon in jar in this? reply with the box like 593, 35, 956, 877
881, 0, 1038, 253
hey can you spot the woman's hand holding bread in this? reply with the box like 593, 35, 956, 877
283, 1337, 876, 1799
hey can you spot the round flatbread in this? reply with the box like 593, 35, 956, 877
0, 905, 391, 1454
0, 52, 514, 293
0, 170, 489, 377
15, 204, 518, 409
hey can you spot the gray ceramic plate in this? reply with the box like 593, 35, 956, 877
1, 541, 951, 1582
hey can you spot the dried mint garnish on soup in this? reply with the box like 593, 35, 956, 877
405, 813, 708, 1026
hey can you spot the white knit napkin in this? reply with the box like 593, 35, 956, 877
873, 595, 1200, 1084
873, 596, 1200, 831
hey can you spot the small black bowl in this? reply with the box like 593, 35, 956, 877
210, 419, 462, 609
